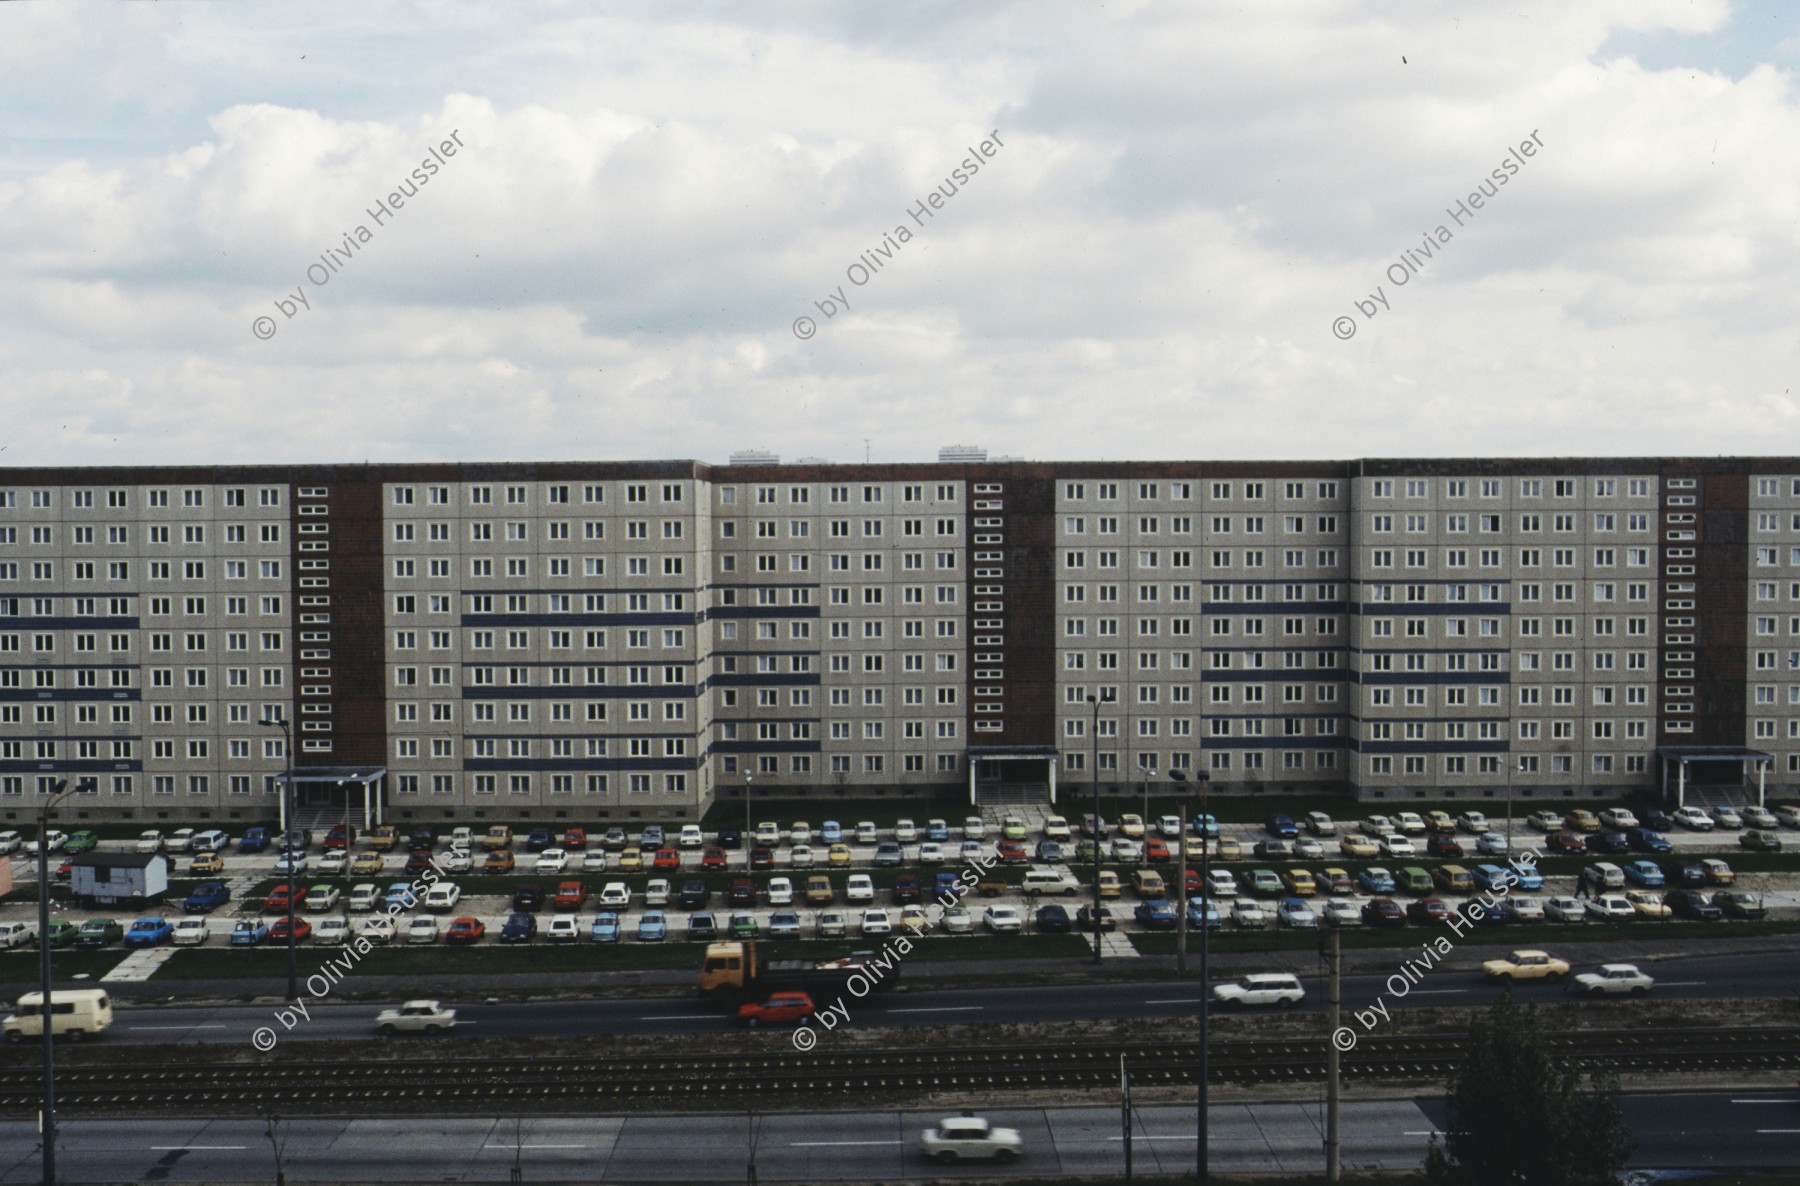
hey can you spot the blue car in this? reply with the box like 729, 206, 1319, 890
590, 912, 621, 943
125, 917, 174, 947
1355, 867, 1396, 894
1265, 814, 1299, 839
934, 871, 964, 898
500, 912, 537, 943
820, 820, 844, 844
1191, 814, 1220, 839
1626, 828, 1673, 854
1134, 902, 1179, 931
768, 910, 802, 938
1511, 865, 1544, 891
1470, 864, 1517, 892
637, 909, 668, 941
183, 880, 231, 914
230, 920, 270, 946
238, 825, 271, 853
1186, 899, 1223, 930
384, 881, 418, 911
925, 819, 950, 842
1623, 860, 1666, 887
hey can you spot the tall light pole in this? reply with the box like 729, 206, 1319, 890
259, 713, 298, 1001
1138, 760, 1152, 867
1170, 769, 1190, 974
1193, 765, 1213, 1185
743, 770, 753, 864
1087, 691, 1112, 964
37, 776, 86, 1186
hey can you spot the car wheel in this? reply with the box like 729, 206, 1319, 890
935, 1151, 959, 1164
1548, 970, 1566, 982
747, 1017, 760, 1029
994, 1148, 1019, 1163
378, 1024, 397, 1037
424, 1025, 441, 1035
66, 1030, 84, 1042
1631, 986, 1649, 997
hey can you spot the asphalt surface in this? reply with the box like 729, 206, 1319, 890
2, 1092, 1796, 1182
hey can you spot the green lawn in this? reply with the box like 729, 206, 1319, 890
1128, 916, 1800, 955
0, 949, 129, 982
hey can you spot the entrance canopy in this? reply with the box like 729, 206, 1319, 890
967, 745, 1058, 806
275, 766, 389, 829
1654, 746, 1772, 808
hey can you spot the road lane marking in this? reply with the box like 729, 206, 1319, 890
1735, 1099, 1800, 1105
1107, 1135, 1196, 1142
1657, 980, 1704, 987
1407, 989, 1468, 996
1756, 1129, 1800, 1134
791, 1140, 903, 1147
1404, 1131, 1445, 1137
483, 1144, 589, 1150
152, 1145, 247, 1151
638, 1014, 716, 1021
1144, 997, 1207, 1004
888, 1006, 983, 1014
128, 1024, 228, 1030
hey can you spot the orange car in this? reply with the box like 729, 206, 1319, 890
446, 917, 486, 944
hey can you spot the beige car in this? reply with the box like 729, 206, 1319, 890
1338, 834, 1379, 858
1624, 890, 1672, 919
1480, 949, 1570, 981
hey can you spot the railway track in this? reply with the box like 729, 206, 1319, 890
3, 1028, 1796, 1112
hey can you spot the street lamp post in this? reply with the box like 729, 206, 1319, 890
1170, 770, 1189, 974
1138, 762, 1152, 867
744, 771, 753, 862
37, 776, 85, 1186
1087, 691, 1112, 964
259, 713, 298, 1001
1193, 766, 1213, 1185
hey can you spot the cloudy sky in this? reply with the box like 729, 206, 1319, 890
3, 0, 1797, 469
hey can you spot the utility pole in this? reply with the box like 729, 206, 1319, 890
1325, 923, 1342, 1183
1194, 766, 1213, 1184
1121, 1052, 1133, 1184
37, 777, 83, 1186
1087, 691, 1112, 963
259, 713, 298, 1001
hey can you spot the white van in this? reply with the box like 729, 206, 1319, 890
191, 829, 231, 853
1021, 866, 1082, 898
4, 989, 114, 1042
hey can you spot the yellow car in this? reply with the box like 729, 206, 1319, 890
366, 825, 399, 852
1216, 837, 1244, 860
805, 875, 835, 904
188, 851, 224, 875
617, 847, 644, 872
350, 850, 385, 876
1564, 809, 1601, 833
1424, 810, 1456, 834
827, 843, 853, 867
482, 825, 513, 851
1624, 890, 1672, 919
1480, 949, 1570, 981
1132, 869, 1167, 900
1097, 871, 1122, 899
1280, 868, 1317, 897
1338, 834, 1379, 858
1117, 814, 1147, 839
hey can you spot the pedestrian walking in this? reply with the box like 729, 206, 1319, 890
1574, 868, 1590, 899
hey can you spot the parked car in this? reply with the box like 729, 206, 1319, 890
124, 917, 174, 947
1338, 834, 1379, 858
1711, 806, 1744, 830
172, 918, 211, 945
816, 909, 849, 938
1544, 896, 1586, 923
1701, 858, 1736, 885
686, 911, 718, 942
589, 913, 621, 943
1457, 811, 1491, 834
404, 917, 439, 944
983, 905, 1024, 933
1355, 867, 1396, 894
1034, 903, 1073, 933
1303, 811, 1338, 836
1625, 828, 1673, 854
1598, 808, 1639, 830
1741, 829, 1783, 852
1276, 898, 1318, 929
230, 920, 271, 946
1361, 898, 1406, 927
1622, 861, 1665, 888
1742, 806, 1779, 830
1716, 892, 1767, 919
1525, 810, 1567, 832
1231, 899, 1268, 928
635, 910, 667, 941
1133, 902, 1178, 931
1379, 835, 1417, 858
500, 913, 538, 943
1509, 897, 1546, 922
1406, 897, 1451, 925
183, 881, 231, 914
1663, 889, 1722, 921
446, 917, 486, 944
1585, 894, 1637, 922
1546, 831, 1588, 854
1672, 806, 1716, 831
1623, 890, 1672, 919
544, 914, 581, 943
1076, 904, 1117, 932
187, 852, 225, 876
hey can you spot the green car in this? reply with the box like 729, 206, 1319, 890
39, 920, 80, 948
1248, 868, 1285, 897
728, 911, 760, 939
1397, 866, 1435, 896
63, 830, 100, 854
73, 918, 124, 948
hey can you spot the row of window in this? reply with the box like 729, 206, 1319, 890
1063, 480, 1339, 502
1369, 754, 1648, 776
1066, 550, 1342, 569
1062, 751, 1340, 773
1365, 477, 1656, 500
0, 488, 283, 510
1367, 547, 1654, 569
1063, 515, 1340, 535
0, 523, 285, 546
0, 561, 283, 581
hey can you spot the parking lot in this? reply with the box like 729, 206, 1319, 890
4, 804, 1798, 976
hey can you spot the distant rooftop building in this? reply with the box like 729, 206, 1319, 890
728, 449, 780, 466
938, 445, 987, 463
794, 456, 833, 465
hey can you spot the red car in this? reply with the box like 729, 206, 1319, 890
269, 917, 312, 941
749, 846, 774, 870
561, 828, 587, 851
737, 991, 816, 1028
446, 917, 486, 944
996, 840, 1029, 865
263, 884, 308, 912
1546, 830, 1588, 854
324, 824, 354, 851
1145, 837, 1171, 862
726, 878, 756, 906
700, 846, 728, 870
1426, 834, 1464, 858
1406, 897, 1452, 925
1361, 898, 1407, 927
1185, 868, 1203, 894
552, 880, 587, 909
652, 847, 681, 871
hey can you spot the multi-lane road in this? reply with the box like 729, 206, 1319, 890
2, 1093, 1797, 1182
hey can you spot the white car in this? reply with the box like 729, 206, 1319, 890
448, 826, 475, 848
422, 883, 462, 912
533, 848, 568, 873
1584, 862, 1625, 890
598, 882, 631, 908
312, 917, 350, 946
0, 923, 36, 949
1672, 806, 1716, 831
984, 905, 1024, 933
1574, 964, 1654, 996
1320, 898, 1361, 927
753, 822, 782, 846
941, 905, 973, 933
1711, 806, 1744, 830
316, 850, 348, 875
1741, 805, 1779, 830
1231, 899, 1268, 927
357, 916, 396, 945
375, 1000, 456, 1036
348, 883, 381, 911
1211, 973, 1305, 1008
1598, 808, 1639, 830
1111, 838, 1143, 862
767, 877, 795, 906
1361, 815, 1397, 837
405, 916, 439, 944
26, 830, 67, 855
677, 824, 705, 848
855, 821, 879, 844
1393, 812, 1428, 835
860, 908, 894, 936
1457, 812, 1491, 834
1303, 811, 1337, 836
171, 918, 210, 946
0, 830, 21, 855
1159, 814, 1185, 838
1509, 897, 1546, 923
135, 829, 164, 853
306, 886, 343, 912
917, 842, 946, 864
789, 844, 815, 869
962, 816, 988, 840
1585, 894, 1637, 922
1042, 815, 1071, 840
1379, 835, 1416, 858
166, 828, 196, 852
274, 852, 308, 875
1295, 838, 1324, 860
894, 818, 920, 842
1206, 870, 1239, 898
1775, 804, 1800, 829
790, 822, 813, 845
845, 874, 874, 903
440, 848, 473, 873
545, 913, 581, 942
920, 1115, 1023, 1164
645, 878, 671, 906
1544, 896, 1586, 923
